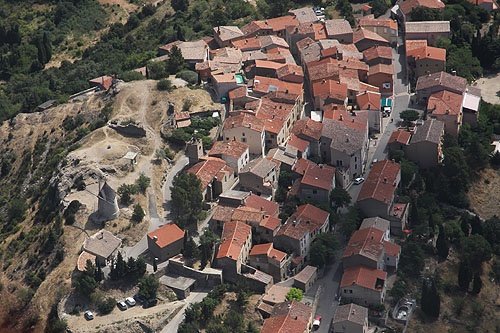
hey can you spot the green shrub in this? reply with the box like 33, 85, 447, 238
132, 204, 145, 222
157, 79, 173, 91
97, 297, 116, 314
286, 287, 303, 301
119, 71, 144, 82
177, 70, 198, 85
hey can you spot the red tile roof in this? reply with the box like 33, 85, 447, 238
90, 76, 113, 90
224, 113, 265, 132
216, 220, 252, 260
262, 301, 312, 333
405, 39, 428, 54
363, 45, 393, 62
292, 118, 324, 140
340, 265, 387, 290
208, 140, 248, 159
343, 227, 385, 262
399, 0, 445, 15
407, 45, 446, 61
301, 164, 335, 191
357, 91, 381, 111
277, 204, 329, 240
232, 37, 261, 51
383, 240, 401, 257
427, 90, 464, 116
308, 62, 340, 83
359, 82, 380, 94
369, 63, 394, 75
388, 130, 411, 145
266, 16, 300, 32
147, 223, 185, 248
245, 194, 280, 217
294, 265, 317, 284
250, 243, 286, 262
287, 133, 310, 152
241, 21, 273, 36
260, 215, 282, 231
252, 76, 303, 96
276, 64, 304, 82
187, 158, 233, 190
353, 27, 390, 44
292, 158, 318, 176
358, 16, 397, 30
312, 79, 348, 100
357, 160, 401, 203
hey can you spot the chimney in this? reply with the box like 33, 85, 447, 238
384, 177, 387, 183
232, 121, 235, 127
153, 235, 158, 242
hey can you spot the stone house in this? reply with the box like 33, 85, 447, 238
147, 224, 185, 262
340, 265, 387, 306
215, 221, 252, 283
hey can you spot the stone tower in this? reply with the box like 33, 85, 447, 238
97, 181, 120, 221
186, 138, 204, 165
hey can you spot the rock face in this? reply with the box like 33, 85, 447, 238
108, 120, 146, 137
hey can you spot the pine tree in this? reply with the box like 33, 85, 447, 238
421, 278, 440, 318
458, 260, 473, 291
95, 266, 103, 283
436, 224, 449, 258
472, 272, 482, 294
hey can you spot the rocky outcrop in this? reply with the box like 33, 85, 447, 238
108, 120, 146, 137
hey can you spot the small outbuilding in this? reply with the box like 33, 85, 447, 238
159, 274, 196, 299
293, 265, 318, 292
147, 224, 185, 262
83, 230, 122, 266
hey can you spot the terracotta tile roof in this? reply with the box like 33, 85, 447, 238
241, 157, 276, 178
266, 15, 300, 32
313, 23, 327, 40
213, 205, 235, 223
333, 303, 368, 325
187, 158, 233, 190
260, 215, 282, 231
148, 223, 185, 249
289, 7, 318, 24
224, 113, 265, 132
427, 90, 464, 116
276, 64, 304, 81
241, 21, 273, 36
262, 301, 312, 333
287, 133, 310, 152
252, 76, 303, 96
277, 204, 327, 240
308, 62, 340, 82
369, 63, 394, 75
325, 19, 353, 37
321, 46, 339, 58
250, 243, 273, 256
407, 45, 446, 61
312, 79, 348, 100
228, 86, 248, 99
357, 160, 401, 203
89, 76, 113, 90
262, 285, 290, 305
255, 93, 297, 134
363, 45, 393, 62
405, 21, 450, 33
399, 0, 445, 15
212, 72, 236, 83
292, 118, 324, 140
214, 26, 244, 42
292, 158, 318, 176
301, 164, 335, 191
216, 220, 252, 260
259, 35, 290, 49
208, 140, 248, 159
255, 59, 285, 70
245, 194, 279, 216
343, 227, 385, 262
405, 39, 428, 55
416, 71, 467, 93
357, 91, 381, 110
294, 265, 317, 284
358, 16, 397, 30
353, 27, 390, 44
338, 43, 364, 59
383, 240, 401, 257
231, 206, 265, 226
362, 4, 373, 10
296, 36, 317, 51
175, 111, 190, 121
359, 82, 380, 94
339, 68, 361, 93
340, 265, 387, 290
232, 37, 261, 51
388, 130, 411, 145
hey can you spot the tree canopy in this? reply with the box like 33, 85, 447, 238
171, 172, 204, 228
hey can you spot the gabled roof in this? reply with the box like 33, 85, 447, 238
410, 118, 444, 144
245, 194, 280, 216
357, 91, 381, 111
250, 243, 286, 262
399, 0, 445, 15
262, 301, 312, 333
259, 35, 290, 49
241, 157, 276, 178
292, 118, 324, 140
224, 113, 265, 133
287, 133, 310, 152
252, 76, 303, 96
343, 227, 385, 262
333, 303, 368, 325
89, 76, 113, 90
357, 160, 400, 204
294, 265, 317, 284
241, 20, 273, 36
383, 240, 401, 257
360, 217, 391, 232
324, 19, 353, 37
307, 62, 340, 82
216, 220, 252, 260
208, 140, 248, 159
289, 7, 318, 24
358, 16, 397, 30
369, 63, 394, 76
265, 15, 300, 32
301, 164, 335, 191
214, 26, 244, 42
427, 90, 464, 116
388, 130, 411, 145
353, 27, 390, 44
148, 223, 185, 248
405, 39, 428, 54
322, 118, 367, 156
416, 71, 467, 93
312, 79, 348, 101
232, 37, 261, 51
340, 265, 387, 290
363, 45, 393, 62
260, 215, 282, 231
277, 204, 329, 240
276, 64, 304, 81
83, 230, 122, 259
187, 158, 233, 190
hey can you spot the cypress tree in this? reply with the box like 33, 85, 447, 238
458, 260, 473, 291
472, 272, 482, 294
436, 224, 449, 258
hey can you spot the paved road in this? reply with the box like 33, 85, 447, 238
124, 156, 189, 259
160, 290, 209, 333
307, 249, 344, 333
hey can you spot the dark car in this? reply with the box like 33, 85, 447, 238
143, 298, 158, 309
134, 294, 147, 304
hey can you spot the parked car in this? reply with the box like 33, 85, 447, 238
354, 177, 365, 185
117, 301, 128, 311
143, 298, 158, 309
125, 297, 136, 307
313, 315, 322, 329
134, 294, 147, 304
84, 311, 94, 320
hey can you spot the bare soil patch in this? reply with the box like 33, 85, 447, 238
468, 168, 500, 219
473, 72, 500, 105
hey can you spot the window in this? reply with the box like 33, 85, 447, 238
226, 137, 229, 140
313, 190, 317, 194
355, 164, 357, 169
355, 156, 357, 162
271, 134, 275, 138
242, 138, 247, 142
242, 132, 245, 136
391, 29, 395, 35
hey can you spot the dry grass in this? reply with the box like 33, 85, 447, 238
467, 168, 500, 219
212, 292, 264, 330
